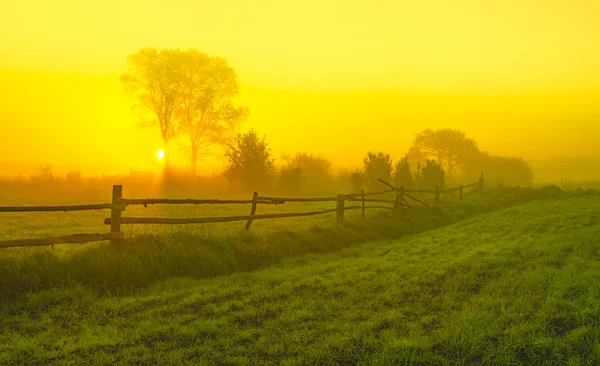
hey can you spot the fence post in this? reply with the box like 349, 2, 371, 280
394, 186, 405, 216
479, 173, 485, 196
361, 188, 365, 219
336, 194, 345, 225
110, 185, 123, 245
459, 185, 464, 200
435, 185, 440, 202
245, 192, 258, 230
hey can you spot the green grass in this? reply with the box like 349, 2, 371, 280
2, 193, 600, 364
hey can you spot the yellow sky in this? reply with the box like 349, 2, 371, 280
1, 0, 599, 175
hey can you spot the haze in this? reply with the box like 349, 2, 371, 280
1, 0, 599, 177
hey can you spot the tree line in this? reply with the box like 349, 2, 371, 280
221, 128, 533, 194
122, 47, 533, 193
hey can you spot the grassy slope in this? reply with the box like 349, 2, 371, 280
2, 195, 600, 364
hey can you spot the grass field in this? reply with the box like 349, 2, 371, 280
0, 186, 553, 299
2, 193, 599, 364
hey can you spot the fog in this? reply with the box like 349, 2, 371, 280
1, 0, 599, 183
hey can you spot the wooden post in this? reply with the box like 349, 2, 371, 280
245, 192, 258, 230
459, 185, 464, 200
479, 173, 485, 196
110, 185, 123, 245
435, 185, 440, 202
336, 194, 345, 225
394, 186, 405, 216
361, 188, 365, 219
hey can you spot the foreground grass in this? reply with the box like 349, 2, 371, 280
2, 195, 600, 364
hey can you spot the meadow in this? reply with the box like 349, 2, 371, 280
1, 193, 599, 364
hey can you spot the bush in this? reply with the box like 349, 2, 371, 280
279, 166, 303, 194
350, 169, 364, 193
419, 160, 445, 190
224, 129, 275, 191
279, 153, 334, 194
393, 157, 414, 189
363, 152, 393, 191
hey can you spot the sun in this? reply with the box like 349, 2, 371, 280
157, 149, 165, 160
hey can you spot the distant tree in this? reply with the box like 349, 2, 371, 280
121, 48, 185, 159
178, 51, 248, 174
65, 170, 83, 184
363, 152, 393, 191
30, 164, 55, 183
393, 156, 414, 189
350, 169, 364, 193
408, 129, 479, 181
224, 130, 275, 190
284, 153, 334, 193
420, 160, 445, 190
560, 177, 573, 192
463, 152, 533, 187
499, 157, 533, 186
279, 166, 303, 194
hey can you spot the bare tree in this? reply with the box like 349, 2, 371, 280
179, 51, 248, 174
121, 48, 185, 161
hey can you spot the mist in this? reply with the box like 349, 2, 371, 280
1, 68, 599, 185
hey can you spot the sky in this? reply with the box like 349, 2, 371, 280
0, 0, 599, 175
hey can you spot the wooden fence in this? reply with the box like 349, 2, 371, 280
0, 174, 484, 249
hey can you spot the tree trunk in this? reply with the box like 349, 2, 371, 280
163, 140, 171, 170
190, 149, 197, 176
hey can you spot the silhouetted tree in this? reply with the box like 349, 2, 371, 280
393, 156, 414, 189
224, 130, 275, 190
419, 160, 445, 190
350, 169, 364, 193
178, 51, 248, 174
363, 152, 393, 191
408, 129, 479, 181
121, 48, 185, 160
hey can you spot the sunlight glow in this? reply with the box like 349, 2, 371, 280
157, 149, 165, 160
0, 0, 599, 174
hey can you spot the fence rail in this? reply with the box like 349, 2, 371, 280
0, 173, 484, 249
348, 198, 396, 204
0, 233, 124, 249
257, 196, 341, 202
104, 206, 367, 226
0, 204, 113, 212
119, 198, 285, 205
360, 189, 394, 197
